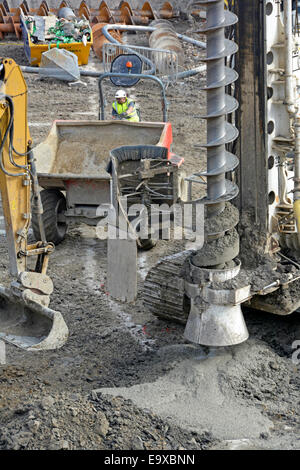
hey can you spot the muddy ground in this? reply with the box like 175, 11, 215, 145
0, 21, 299, 451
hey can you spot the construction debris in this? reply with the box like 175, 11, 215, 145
24, 15, 91, 46
20, 7, 93, 66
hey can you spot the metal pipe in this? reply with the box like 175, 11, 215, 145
102, 24, 156, 74
292, 2, 300, 203
176, 33, 206, 48
292, 104, 300, 247
21, 65, 102, 77
27, 147, 47, 244
294, 112, 300, 200
284, 0, 296, 116
21, 62, 207, 81
0, 339, 5, 365
102, 23, 206, 50
286, 0, 300, 244
166, 64, 206, 81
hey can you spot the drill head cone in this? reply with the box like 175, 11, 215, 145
184, 303, 249, 347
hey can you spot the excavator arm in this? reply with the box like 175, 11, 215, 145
0, 58, 68, 350
0, 58, 30, 276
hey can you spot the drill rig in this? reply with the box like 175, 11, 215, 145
144, 0, 300, 346
0, 58, 68, 352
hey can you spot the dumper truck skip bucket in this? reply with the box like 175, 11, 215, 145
20, 12, 93, 67
0, 285, 68, 351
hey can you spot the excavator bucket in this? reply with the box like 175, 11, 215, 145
0, 286, 68, 351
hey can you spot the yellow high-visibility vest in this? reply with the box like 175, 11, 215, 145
224, 0, 234, 8
112, 98, 139, 122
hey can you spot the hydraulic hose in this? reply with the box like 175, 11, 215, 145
5, 95, 29, 168
0, 95, 27, 177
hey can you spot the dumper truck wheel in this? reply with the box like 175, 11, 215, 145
32, 189, 68, 245
138, 237, 157, 251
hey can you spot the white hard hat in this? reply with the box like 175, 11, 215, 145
115, 90, 126, 98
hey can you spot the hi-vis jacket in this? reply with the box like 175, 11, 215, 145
112, 98, 139, 122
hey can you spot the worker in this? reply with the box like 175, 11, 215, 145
112, 90, 140, 122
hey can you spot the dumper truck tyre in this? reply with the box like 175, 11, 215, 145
177, 170, 188, 202
127, 217, 157, 251
138, 236, 157, 251
32, 189, 68, 245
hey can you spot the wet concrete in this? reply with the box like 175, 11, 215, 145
97, 343, 274, 441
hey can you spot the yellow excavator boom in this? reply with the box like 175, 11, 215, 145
0, 58, 68, 350
0, 58, 30, 275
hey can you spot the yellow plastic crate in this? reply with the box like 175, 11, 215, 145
21, 15, 93, 67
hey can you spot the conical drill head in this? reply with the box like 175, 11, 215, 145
184, 303, 249, 347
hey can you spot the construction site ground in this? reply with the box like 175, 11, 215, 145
0, 23, 299, 451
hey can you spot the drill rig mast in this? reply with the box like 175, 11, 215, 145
144, 0, 300, 346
